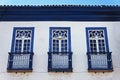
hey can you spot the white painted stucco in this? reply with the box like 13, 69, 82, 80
0, 21, 120, 80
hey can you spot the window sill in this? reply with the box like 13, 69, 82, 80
48, 68, 73, 72
88, 69, 113, 72
7, 69, 33, 72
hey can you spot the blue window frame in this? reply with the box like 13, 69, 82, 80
48, 27, 72, 72
86, 27, 113, 72
7, 27, 34, 72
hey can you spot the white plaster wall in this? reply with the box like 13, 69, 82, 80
0, 21, 120, 80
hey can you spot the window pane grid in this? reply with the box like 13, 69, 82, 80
61, 40, 67, 52
23, 40, 31, 52
90, 40, 97, 52
15, 40, 22, 52
14, 30, 32, 52
98, 39, 105, 52
53, 40, 59, 52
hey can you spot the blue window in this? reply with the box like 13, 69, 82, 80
86, 27, 113, 72
7, 27, 34, 72
48, 27, 72, 72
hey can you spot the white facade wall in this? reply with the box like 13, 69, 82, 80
0, 21, 120, 80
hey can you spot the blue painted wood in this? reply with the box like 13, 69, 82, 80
0, 6, 120, 21
8, 27, 34, 71
86, 27, 109, 52
107, 52, 113, 70
48, 52, 73, 72
87, 52, 113, 71
11, 27, 34, 52
7, 52, 34, 71
48, 52, 52, 71
86, 27, 113, 71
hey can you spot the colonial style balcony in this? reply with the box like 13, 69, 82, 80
7, 52, 34, 72
87, 52, 113, 72
48, 52, 73, 72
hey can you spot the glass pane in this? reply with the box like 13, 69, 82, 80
90, 40, 97, 52
23, 40, 31, 52
53, 40, 59, 52
15, 40, 22, 52
98, 39, 105, 52
61, 40, 67, 52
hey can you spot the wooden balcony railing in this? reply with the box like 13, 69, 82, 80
87, 52, 113, 72
7, 52, 34, 72
48, 52, 73, 72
